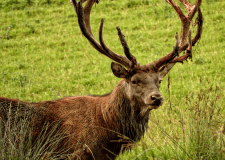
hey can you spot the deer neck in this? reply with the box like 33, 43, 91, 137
101, 79, 149, 141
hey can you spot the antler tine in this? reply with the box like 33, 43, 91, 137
153, 0, 203, 69
99, 19, 133, 68
169, 31, 192, 63
116, 27, 137, 68
83, 0, 96, 38
165, 0, 201, 47
186, 0, 202, 20
179, 7, 203, 52
153, 33, 179, 68
71, 0, 135, 69
71, 0, 105, 54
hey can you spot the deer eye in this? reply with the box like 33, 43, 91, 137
131, 80, 137, 84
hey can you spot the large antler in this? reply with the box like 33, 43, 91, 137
153, 0, 203, 69
70, 0, 138, 69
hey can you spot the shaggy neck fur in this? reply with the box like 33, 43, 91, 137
101, 80, 149, 142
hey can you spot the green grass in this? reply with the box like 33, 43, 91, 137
0, 0, 224, 159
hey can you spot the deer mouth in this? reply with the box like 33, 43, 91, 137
140, 105, 159, 117
147, 102, 162, 110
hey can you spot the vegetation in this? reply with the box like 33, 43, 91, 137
0, 0, 224, 159
0, 106, 70, 159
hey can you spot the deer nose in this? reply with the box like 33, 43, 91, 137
150, 94, 163, 106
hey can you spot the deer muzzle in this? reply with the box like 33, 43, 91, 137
148, 93, 163, 107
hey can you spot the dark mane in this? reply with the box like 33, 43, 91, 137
114, 88, 149, 141
98, 82, 149, 155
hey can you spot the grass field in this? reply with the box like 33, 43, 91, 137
0, 0, 224, 159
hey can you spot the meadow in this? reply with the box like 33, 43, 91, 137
0, 0, 224, 159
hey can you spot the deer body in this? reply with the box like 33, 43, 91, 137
0, 0, 203, 159
1, 78, 154, 159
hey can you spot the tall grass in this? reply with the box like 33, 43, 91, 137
0, 104, 72, 159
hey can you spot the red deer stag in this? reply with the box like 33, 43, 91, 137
0, 0, 203, 159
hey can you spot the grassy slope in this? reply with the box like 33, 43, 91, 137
0, 0, 224, 159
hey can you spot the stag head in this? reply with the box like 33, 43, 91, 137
70, 0, 203, 113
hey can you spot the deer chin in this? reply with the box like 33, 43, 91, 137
149, 105, 160, 110
140, 105, 160, 117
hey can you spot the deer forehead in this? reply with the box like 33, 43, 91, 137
130, 72, 159, 84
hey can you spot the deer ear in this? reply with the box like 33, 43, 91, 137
111, 62, 129, 78
158, 63, 176, 78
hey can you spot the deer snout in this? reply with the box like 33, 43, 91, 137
149, 94, 163, 106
